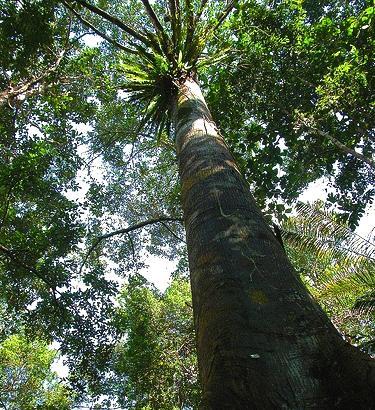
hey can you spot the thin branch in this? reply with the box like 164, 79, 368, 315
79, 216, 183, 274
0, 396, 8, 410
197, 1, 235, 54
0, 51, 66, 107
0, 183, 17, 230
300, 115, 375, 170
197, 0, 209, 21
73, 407, 125, 410
0, 21, 81, 106
160, 221, 185, 243
0, 244, 62, 307
127, 232, 136, 262
211, 1, 235, 33
62, 0, 138, 54
0, 195, 11, 229
316, 128, 374, 169
140, 0, 165, 36
70, 0, 151, 47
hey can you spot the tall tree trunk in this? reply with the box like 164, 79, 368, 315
173, 77, 375, 409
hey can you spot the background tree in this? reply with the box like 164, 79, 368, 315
0, 0, 374, 407
206, 0, 374, 226
0, 1, 122, 397
112, 275, 200, 409
0, 333, 74, 409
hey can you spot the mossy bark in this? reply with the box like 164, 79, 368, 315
174, 77, 375, 409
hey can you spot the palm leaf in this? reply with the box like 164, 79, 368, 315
66, 0, 236, 142
281, 201, 375, 315
353, 291, 375, 314
282, 202, 375, 265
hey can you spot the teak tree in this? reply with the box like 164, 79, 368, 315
63, 0, 375, 408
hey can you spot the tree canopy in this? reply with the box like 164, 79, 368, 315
0, 0, 374, 407
0, 333, 73, 409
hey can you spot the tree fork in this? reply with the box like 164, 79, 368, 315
173, 77, 375, 409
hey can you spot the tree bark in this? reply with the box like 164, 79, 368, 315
0, 51, 65, 108
173, 77, 375, 409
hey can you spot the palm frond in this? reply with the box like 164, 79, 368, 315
66, 0, 235, 141
282, 202, 375, 265
353, 291, 375, 314
281, 201, 375, 316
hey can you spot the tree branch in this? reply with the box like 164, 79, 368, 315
0, 51, 66, 107
199, 1, 235, 49
0, 396, 8, 410
0, 183, 17, 230
197, 0, 209, 21
69, 0, 151, 47
79, 216, 183, 274
212, 1, 235, 32
62, 0, 138, 54
300, 115, 375, 170
0, 244, 62, 308
160, 221, 185, 243
126, 232, 136, 263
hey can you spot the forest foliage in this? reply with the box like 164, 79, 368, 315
0, 0, 374, 407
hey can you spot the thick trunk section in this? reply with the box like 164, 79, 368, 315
174, 78, 375, 409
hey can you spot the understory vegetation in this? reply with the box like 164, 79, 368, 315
0, 0, 374, 408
